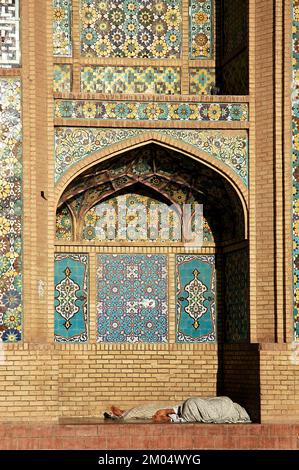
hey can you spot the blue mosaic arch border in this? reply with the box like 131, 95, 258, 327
54, 128, 248, 187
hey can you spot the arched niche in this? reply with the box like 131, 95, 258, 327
55, 143, 249, 344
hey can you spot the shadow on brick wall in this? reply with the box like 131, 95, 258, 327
217, 344, 261, 423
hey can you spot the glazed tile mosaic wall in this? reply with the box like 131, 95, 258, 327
54, 254, 89, 342
0, 0, 20, 65
189, 0, 213, 59
224, 248, 248, 343
54, 128, 248, 185
80, 66, 181, 95
83, 193, 182, 243
189, 68, 215, 95
0, 78, 22, 343
176, 254, 216, 343
56, 205, 73, 240
53, 64, 72, 93
53, 0, 72, 57
55, 99, 248, 122
81, 194, 213, 243
96, 254, 168, 343
292, 0, 299, 342
80, 0, 182, 59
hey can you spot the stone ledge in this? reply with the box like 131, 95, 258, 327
0, 422, 298, 450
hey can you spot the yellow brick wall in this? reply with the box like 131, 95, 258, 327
260, 344, 299, 423
0, 344, 218, 422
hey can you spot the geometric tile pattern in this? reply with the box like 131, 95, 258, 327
292, 0, 299, 342
53, 0, 72, 57
54, 253, 88, 342
81, 66, 181, 95
54, 99, 249, 122
54, 128, 248, 185
96, 254, 168, 343
82, 193, 182, 243
176, 254, 216, 343
56, 204, 73, 240
0, 0, 20, 65
0, 78, 22, 343
189, 68, 216, 95
189, 0, 213, 59
53, 64, 72, 93
80, 0, 182, 59
224, 248, 248, 343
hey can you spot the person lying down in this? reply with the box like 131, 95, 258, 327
105, 396, 251, 424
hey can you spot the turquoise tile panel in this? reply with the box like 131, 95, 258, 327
176, 254, 216, 343
97, 254, 168, 343
54, 253, 89, 342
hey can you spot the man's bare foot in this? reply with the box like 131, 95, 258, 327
110, 405, 124, 417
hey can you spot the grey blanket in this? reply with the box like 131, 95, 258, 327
180, 396, 251, 424
121, 396, 250, 423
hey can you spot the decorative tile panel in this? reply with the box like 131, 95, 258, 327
292, 0, 299, 342
176, 254, 216, 343
81, 66, 181, 95
189, 68, 215, 95
97, 254, 168, 343
54, 128, 248, 185
54, 254, 88, 342
83, 193, 182, 242
53, 0, 72, 57
0, 78, 22, 343
56, 204, 73, 240
53, 64, 72, 93
80, 0, 182, 59
189, 0, 213, 59
0, 0, 20, 65
224, 248, 248, 343
55, 99, 248, 122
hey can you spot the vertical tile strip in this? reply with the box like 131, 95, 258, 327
189, 0, 213, 59
292, 0, 299, 341
53, 0, 72, 57
0, 78, 22, 342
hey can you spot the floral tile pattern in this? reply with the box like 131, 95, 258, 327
53, 0, 72, 57
54, 127, 248, 185
54, 253, 89, 342
0, 0, 20, 65
56, 204, 73, 240
189, 0, 213, 59
83, 193, 182, 242
96, 254, 168, 343
0, 78, 22, 343
176, 254, 216, 343
53, 64, 72, 93
189, 68, 215, 95
81, 66, 181, 95
54, 99, 248, 122
224, 248, 248, 343
80, 0, 182, 59
293, 0, 299, 342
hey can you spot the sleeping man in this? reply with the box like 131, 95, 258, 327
105, 396, 251, 424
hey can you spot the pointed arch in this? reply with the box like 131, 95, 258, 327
55, 133, 248, 237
